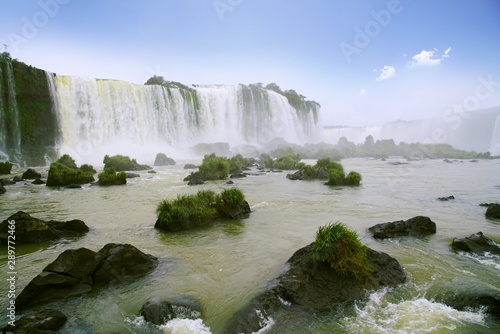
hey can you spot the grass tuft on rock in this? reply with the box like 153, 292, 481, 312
311, 222, 370, 280
98, 168, 127, 186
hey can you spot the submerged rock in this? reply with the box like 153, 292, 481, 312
183, 164, 198, 169
451, 232, 500, 255
126, 172, 141, 178
438, 195, 455, 201
22, 168, 42, 179
0, 185, 5, 194
32, 178, 45, 185
368, 216, 436, 239
224, 244, 406, 333
15, 243, 158, 310
140, 296, 203, 325
0, 211, 89, 244
1, 309, 67, 333
485, 203, 500, 219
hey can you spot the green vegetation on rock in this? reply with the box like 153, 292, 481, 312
155, 187, 250, 231
263, 154, 301, 170
311, 222, 371, 280
46, 162, 95, 187
98, 168, 126, 186
103, 154, 151, 171
0, 162, 13, 174
56, 154, 78, 169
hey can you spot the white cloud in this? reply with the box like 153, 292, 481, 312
375, 65, 396, 81
359, 88, 367, 96
407, 47, 452, 67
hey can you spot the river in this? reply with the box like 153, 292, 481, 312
1, 157, 499, 333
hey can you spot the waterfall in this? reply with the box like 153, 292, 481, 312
54, 77, 321, 163
45, 71, 61, 143
5, 62, 21, 160
491, 114, 500, 155
0, 65, 5, 159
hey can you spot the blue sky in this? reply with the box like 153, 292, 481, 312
1, 0, 500, 126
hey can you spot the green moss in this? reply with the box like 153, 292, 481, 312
0, 162, 13, 174
345, 171, 362, 186
265, 154, 301, 170
311, 222, 371, 280
79, 164, 96, 174
103, 154, 151, 171
98, 167, 126, 186
46, 162, 95, 187
156, 188, 247, 229
56, 154, 77, 169
194, 153, 231, 181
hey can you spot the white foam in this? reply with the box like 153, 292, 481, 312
159, 318, 212, 334
342, 289, 486, 333
460, 251, 500, 270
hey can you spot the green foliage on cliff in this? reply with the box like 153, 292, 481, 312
0, 162, 13, 174
0, 57, 58, 166
311, 222, 370, 280
156, 187, 247, 229
46, 162, 95, 187
103, 154, 151, 171
98, 168, 126, 186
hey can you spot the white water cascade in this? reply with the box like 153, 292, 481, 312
4, 62, 21, 160
0, 66, 5, 159
54, 76, 320, 164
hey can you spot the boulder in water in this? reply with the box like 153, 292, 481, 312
154, 153, 176, 166
15, 243, 158, 310
223, 243, 406, 333
485, 203, 500, 219
438, 195, 455, 201
32, 178, 45, 185
451, 232, 500, 255
0, 185, 5, 194
0, 211, 89, 244
22, 168, 42, 179
368, 216, 436, 239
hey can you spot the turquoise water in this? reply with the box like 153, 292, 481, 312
1, 158, 499, 333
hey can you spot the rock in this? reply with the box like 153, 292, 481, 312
485, 204, 500, 219
218, 201, 251, 220
469, 159, 478, 162
224, 244, 406, 333
0, 211, 89, 244
15, 243, 158, 310
443, 159, 453, 163
148, 170, 156, 174
1, 178, 16, 185
1, 309, 67, 333
13, 175, 24, 182
154, 153, 176, 166
226, 180, 234, 184
93, 243, 159, 286
183, 164, 198, 169
438, 195, 455, 201
230, 172, 246, 178
188, 178, 205, 185
66, 183, 82, 189
479, 203, 497, 207
368, 216, 436, 239
22, 168, 42, 179
436, 289, 500, 318
32, 178, 45, 185
451, 232, 500, 255
140, 296, 202, 325
0, 185, 5, 194
126, 172, 141, 178
46, 162, 95, 187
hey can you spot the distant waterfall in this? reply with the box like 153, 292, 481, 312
54, 77, 320, 163
491, 114, 500, 155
